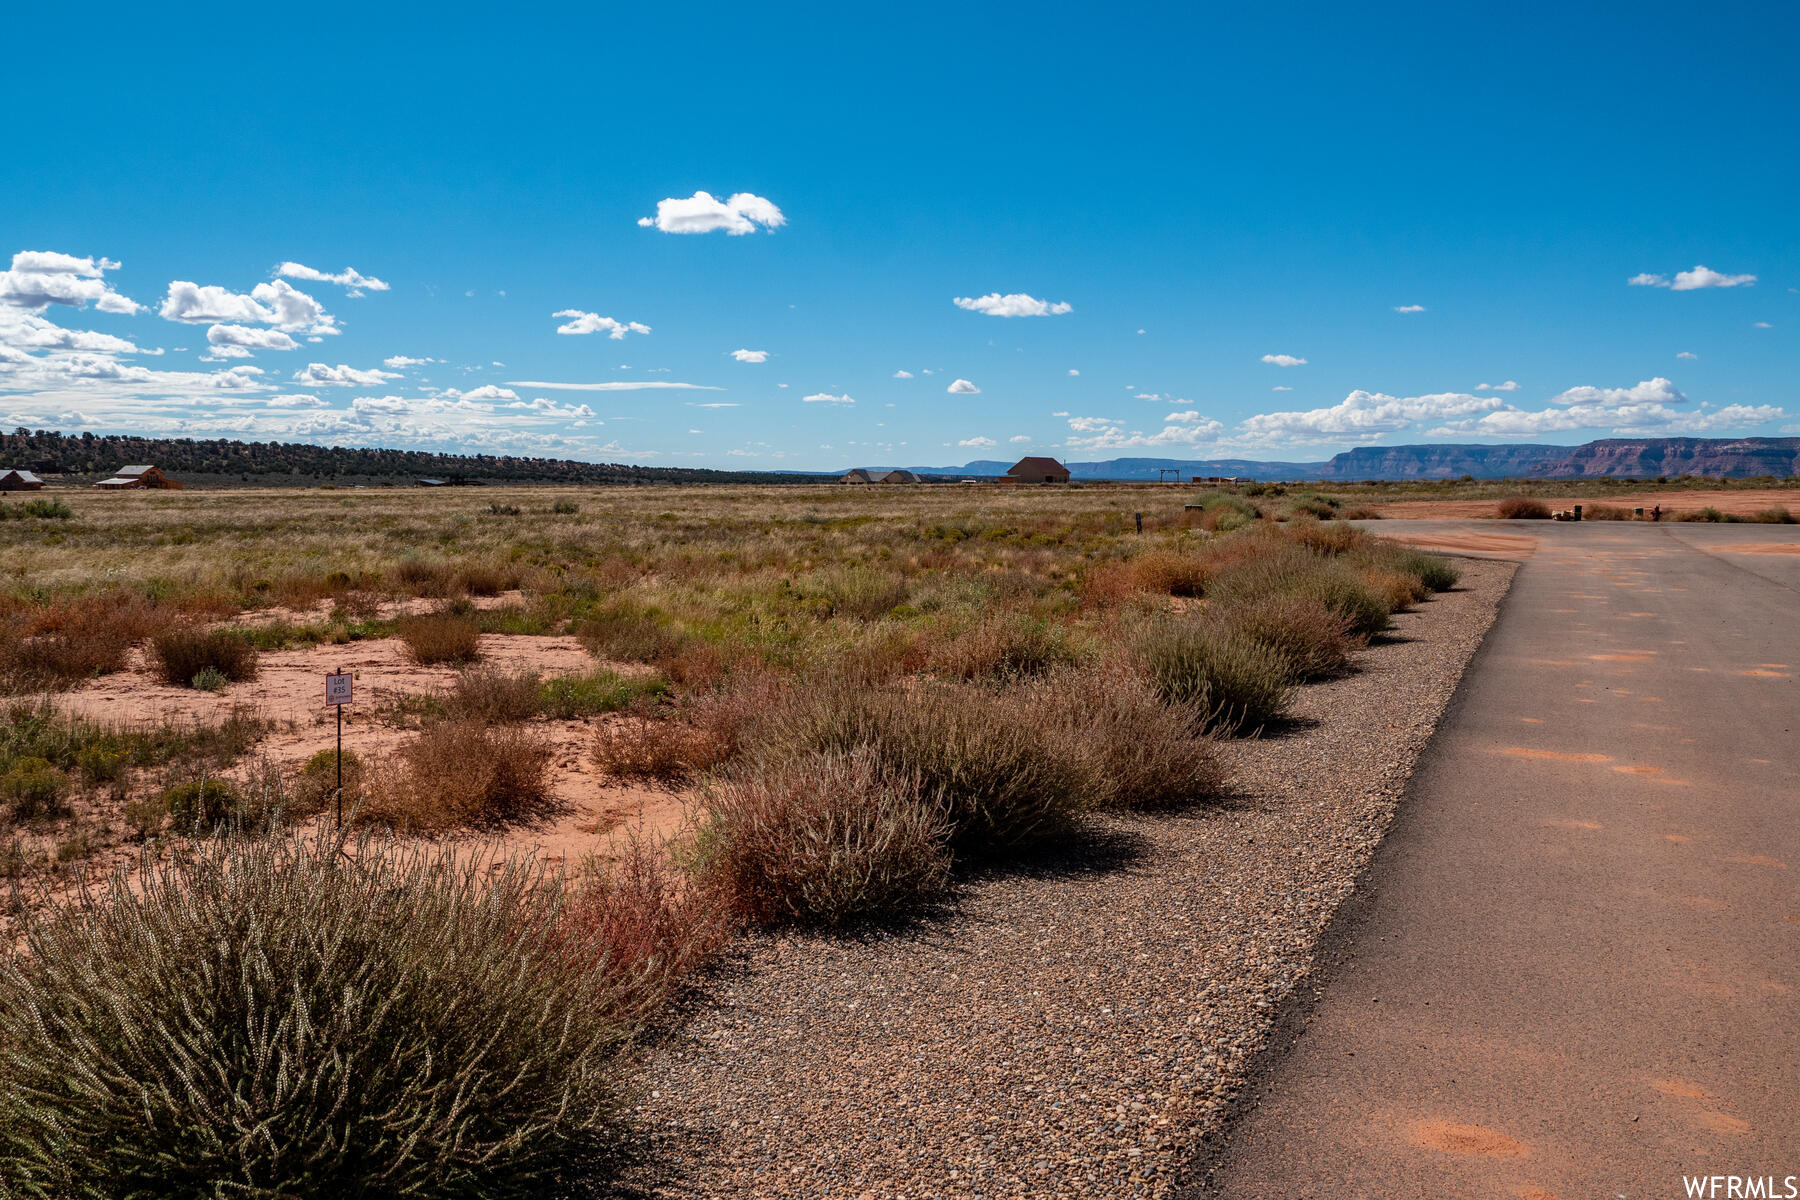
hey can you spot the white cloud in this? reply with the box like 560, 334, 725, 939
1272, 385, 1292, 391
293, 362, 402, 387
1548, 377, 1684, 408
383, 355, 436, 369
637, 191, 785, 235
160, 279, 335, 334
1393, 304, 1426, 313
1629, 265, 1757, 290
275, 262, 389, 292
1062, 411, 1227, 452
0, 251, 141, 314
553, 310, 651, 339
947, 378, 980, 394
1164, 410, 1207, 424
1237, 389, 1504, 442
1441, 401, 1782, 439
206, 324, 299, 357
952, 293, 1072, 317
1753, 321, 1772, 329
1261, 354, 1307, 367
1009, 434, 1032, 443
1474, 380, 1521, 391
1067, 368, 1079, 376
802, 392, 854, 404
892, 370, 914, 379
506, 379, 722, 392
442, 384, 520, 402
265, 393, 326, 408
958, 436, 997, 447
1676, 351, 1698, 360
729, 348, 769, 363
1066, 416, 1121, 432
0, 309, 144, 354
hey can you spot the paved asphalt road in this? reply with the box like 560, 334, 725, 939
1186, 520, 1799, 1200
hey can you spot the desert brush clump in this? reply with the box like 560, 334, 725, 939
370, 720, 554, 826
576, 600, 685, 665
448, 665, 545, 722
1027, 666, 1226, 810
591, 709, 729, 783
0, 827, 642, 1199
1496, 496, 1552, 519
742, 674, 1087, 851
695, 748, 952, 927
149, 625, 260, 688
1138, 617, 1295, 734
927, 612, 1082, 680
397, 609, 483, 665
1211, 592, 1357, 683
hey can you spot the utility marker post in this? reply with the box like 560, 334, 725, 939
324, 669, 354, 827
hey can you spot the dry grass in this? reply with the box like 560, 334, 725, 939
1212, 592, 1356, 682
1496, 496, 1552, 519
397, 610, 483, 665
695, 749, 951, 927
1139, 618, 1294, 734
149, 625, 259, 688
591, 711, 729, 783
369, 720, 555, 826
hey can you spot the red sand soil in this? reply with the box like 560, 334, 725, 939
1371, 487, 1800, 520
29, 623, 694, 896
1374, 530, 1540, 558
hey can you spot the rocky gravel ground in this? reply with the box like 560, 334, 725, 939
598, 557, 1515, 1200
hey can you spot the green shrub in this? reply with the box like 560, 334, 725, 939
1, 499, 75, 520
0, 829, 640, 1198
2, 757, 68, 820
697, 749, 951, 926
1207, 552, 1392, 637
1748, 506, 1796, 524
576, 601, 683, 664
190, 666, 229, 692
159, 779, 239, 828
1139, 618, 1293, 734
149, 626, 259, 687
540, 670, 661, 720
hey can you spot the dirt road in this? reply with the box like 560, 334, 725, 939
1186, 520, 1800, 1199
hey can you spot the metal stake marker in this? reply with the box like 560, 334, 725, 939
324, 668, 354, 828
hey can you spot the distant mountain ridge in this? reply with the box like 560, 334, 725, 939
880, 437, 1800, 482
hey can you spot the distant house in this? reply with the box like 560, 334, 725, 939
93, 465, 182, 490
840, 469, 876, 484
416, 477, 448, 487
0, 469, 45, 491
879, 469, 921, 484
1004, 456, 1071, 485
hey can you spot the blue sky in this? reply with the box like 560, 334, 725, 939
2, 1, 1794, 469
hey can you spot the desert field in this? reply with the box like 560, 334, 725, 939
1368, 485, 1800, 520
2, 481, 1491, 1195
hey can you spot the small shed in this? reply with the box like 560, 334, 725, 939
1004, 456, 1071, 485
416, 477, 448, 487
94, 465, 182, 490
0, 469, 45, 491
840, 469, 876, 484
879, 469, 921, 484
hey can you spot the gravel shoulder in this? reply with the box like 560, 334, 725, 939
604, 556, 1516, 1200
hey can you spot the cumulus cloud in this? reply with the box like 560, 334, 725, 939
947, 378, 980, 394
1676, 351, 1698, 360
275, 262, 389, 292
206, 324, 299, 357
1009, 434, 1032, 443
1260, 354, 1307, 367
503, 379, 722, 391
293, 362, 402, 388
1440, 401, 1782, 439
1237, 390, 1505, 442
1067, 368, 1079, 376
265, 393, 326, 408
892, 370, 914, 379
958, 436, 997, 447
1547, 377, 1684, 408
161, 280, 335, 334
1474, 380, 1520, 391
1754, 321, 1772, 329
0, 251, 141, 314
730, 349, 769, 363
383, 355, 436, 369
1629, 265, 1757, 290
1164, 410, 1207, 424
802, 392, 854, 404
553, 310, 651, 339
637, 191, 785, 235
952, 292, 1072, 317
1062, 411, 1227, 452
0, 309, 144, 355
440, 384, 520, 402
1393, 304, 1426, 313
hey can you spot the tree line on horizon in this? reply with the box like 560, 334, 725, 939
0, 429, 830, 486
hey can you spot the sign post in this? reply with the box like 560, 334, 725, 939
324, 670, 354, 827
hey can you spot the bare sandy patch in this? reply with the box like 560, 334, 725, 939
1371, 487, 1800, 520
